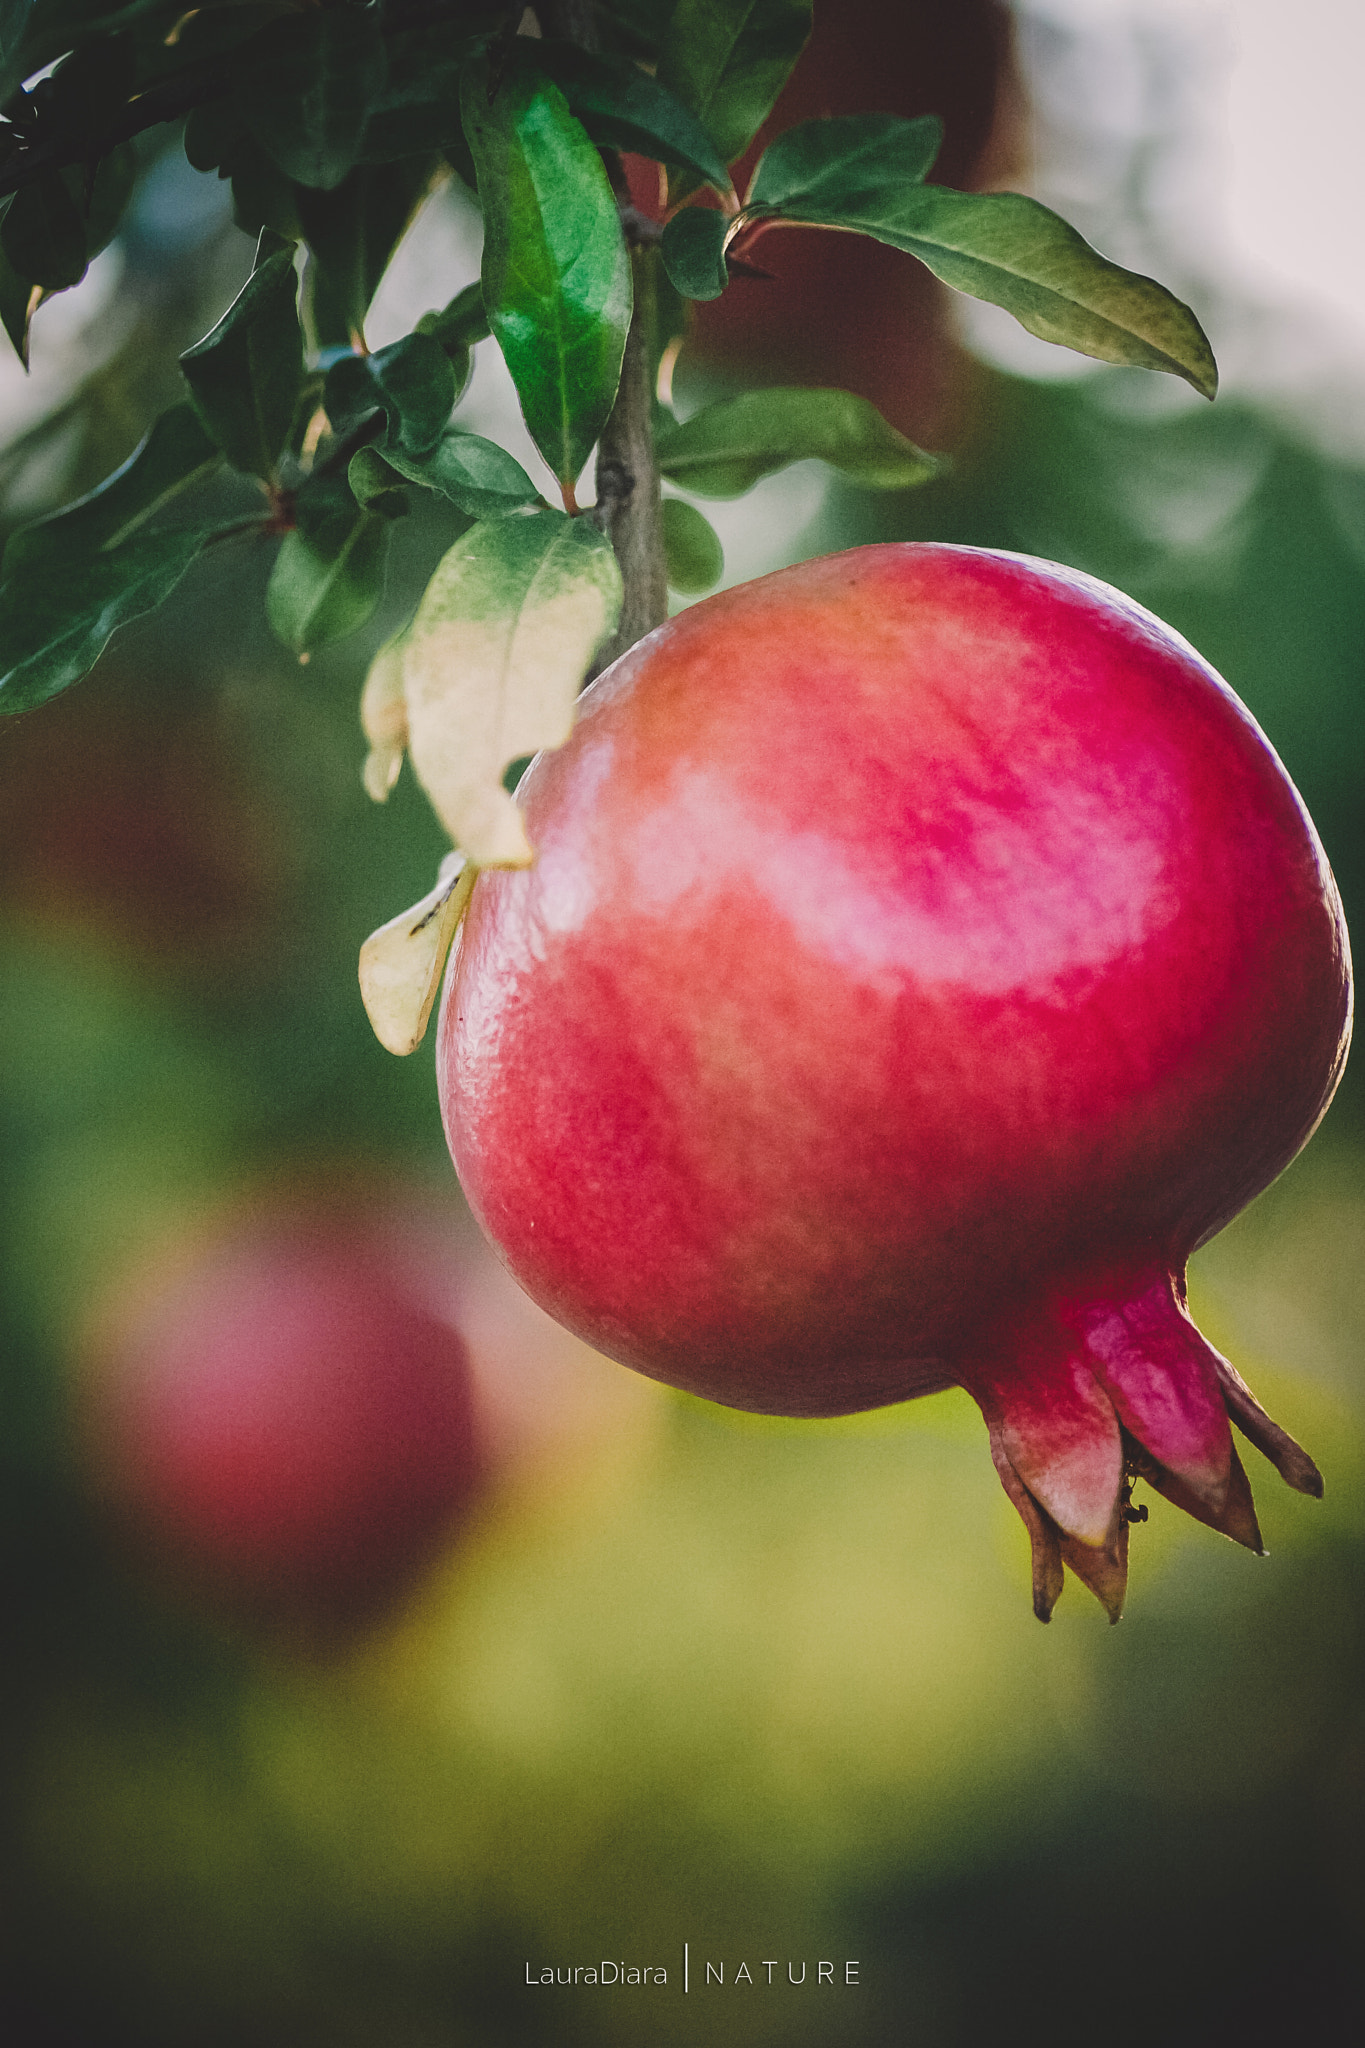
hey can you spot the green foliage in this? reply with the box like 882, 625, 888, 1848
659, 0, 813, 192
661, 206, 729, 301
267, 489, 389, 655
179, 233, 305, 481
746, 111, 943, 216
297, 157, 438, 349
0, 0, 1221, 808
656, 388, 940, 496
662, 495, 724, 591
742, 113, 1218, 398
535, 42, 731, 193
460, 47, 632, 491
324, 333, 457, 456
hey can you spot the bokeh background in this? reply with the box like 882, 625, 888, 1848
1, 2, 1361, 2042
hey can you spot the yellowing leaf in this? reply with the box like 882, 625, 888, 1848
402, 510, 622, 867
360, 628, 409, 802
358, 852, 475, 1056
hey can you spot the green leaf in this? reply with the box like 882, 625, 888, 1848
379, 428, 541, 520
534, 41, 731, 192
661, 206, 729, 300
461, 47, 632, 490
223, 136, 306, 242
0, 523, 216, 715
267, 502, 389, 653
754, 176, 1218, 398
416, 280, 492, 354
179, 236, 305, 480
658, 0, 812, 193
245, 10, 385, 191
1, 170, 86, 291
0, 241, 35, 365
356, 19, 470, 163
347, 447, 411, 519
401, 509, 622, 865
4, 404, 222, 576
83, 143, 137, 258
298, 156, 437, 350
662, 495, 724, 592
747, 112, 942, 217
324, 333, 457, 456
655, 387, 941, 496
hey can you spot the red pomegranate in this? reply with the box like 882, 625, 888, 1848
437, 545, 1351, 1620
82, 1207, 485, 1633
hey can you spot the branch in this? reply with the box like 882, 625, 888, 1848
592, 238, 667, 668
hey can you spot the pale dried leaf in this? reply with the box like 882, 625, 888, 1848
358, 852, 475, 1056
360, 630, 410, 803
402, 511, 622, 867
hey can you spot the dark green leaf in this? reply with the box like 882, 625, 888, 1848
356, 20, 470, 163
380, 429, 541, 520
298, 156, 437, 349
1, 170, 86, 290
756, 177, 1219, 398
225, 138, 305, 242
267, 503, 389, 652
180, 238, 305, 480
184, 97, 241, 174
0, 522, 216, 715
747, 112, 942, 217
416, 280, 491, 353
245, 11, 385, 191
662, 495, 724, 591
534, 41, 731, 192
4, 404, 222, 576
0, 240, 34, 365
461, 47, 631, 489
83, 143, 137, 258
655, 386, 941, 495
661, 205, 729, 300
325, 333, 456, 456
346, 446, 410, 518
658, 0, 812, 194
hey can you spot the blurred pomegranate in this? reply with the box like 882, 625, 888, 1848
439, 544, 1351, 1620
80, 1201, 485, 1633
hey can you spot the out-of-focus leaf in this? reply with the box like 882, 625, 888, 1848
380, 429, 541, 520
401, 510, 622, 865
298, 156, 437, 349
658, 0, 811, 195
266, 498, 389, 653
662, 495, 724, 591
358, 851, 475, 1056
84, 143, 137, 256
356, 19, 471, 161
4, 404, 222, 575
179, 235, 304, 479
661, 205, 729, 300
461, 47, 631, 490
655, 386, 941, 495
535, 41, 731, 191
746, 112, 942, 217
0, 523, 217, 715
245, 10, 385, 191
1, 170, 86, 290
325, 332, 457, 455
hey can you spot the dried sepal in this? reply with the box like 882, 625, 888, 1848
360, 629, 410, 803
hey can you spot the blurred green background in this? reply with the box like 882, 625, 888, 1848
1, 5, 1361, 2043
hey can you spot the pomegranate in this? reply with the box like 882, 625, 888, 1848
81, 1206, 485, 1633
437, 545, 1351, 1620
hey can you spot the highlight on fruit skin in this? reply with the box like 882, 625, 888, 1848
436, 543, 1353, 1622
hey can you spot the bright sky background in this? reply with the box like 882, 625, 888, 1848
974, 0, 1365, 430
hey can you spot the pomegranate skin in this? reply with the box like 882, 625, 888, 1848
438, 544, 1351, 1616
